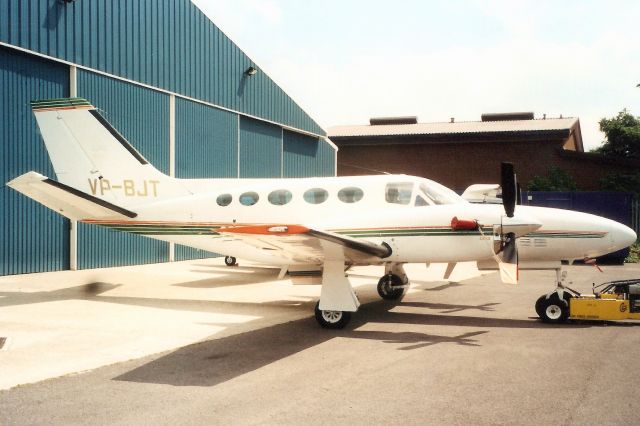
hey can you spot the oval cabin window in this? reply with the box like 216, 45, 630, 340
303, 188, 328, 204
239, 191, 259, 206
268, 189, 292, 206
337, 187, 364, 203
216, 193, 232, 206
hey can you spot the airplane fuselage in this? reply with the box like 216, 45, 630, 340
83, 174, 633, 266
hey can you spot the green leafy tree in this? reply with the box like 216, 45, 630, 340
599, 172, 640, 199
591, 109, 640, 159
527, 167, 577, 191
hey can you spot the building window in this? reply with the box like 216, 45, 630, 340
239, 191, 259, 206
268, 189, 292, 206
337, 187, 364, 203
217, 193, 232, 206
303, 188, 328, 204
385, 182, 413, 205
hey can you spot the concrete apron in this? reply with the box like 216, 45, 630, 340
0, 258, 486, 390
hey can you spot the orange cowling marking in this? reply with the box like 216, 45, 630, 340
451, 216, 479, 231
216, 224, 310, 235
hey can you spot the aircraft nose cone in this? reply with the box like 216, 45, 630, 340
610, 221, 637, 251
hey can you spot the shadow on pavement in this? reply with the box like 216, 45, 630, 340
113, 299, 590, 388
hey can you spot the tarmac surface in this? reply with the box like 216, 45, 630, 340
1, 259, 639, 425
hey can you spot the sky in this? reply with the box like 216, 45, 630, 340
191, 0, 640, 150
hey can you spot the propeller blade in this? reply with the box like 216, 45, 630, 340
501, 162, 516, 218
498, 232, 518, 284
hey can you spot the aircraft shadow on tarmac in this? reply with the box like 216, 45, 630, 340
112, 299, 606, 388
177, 265, 282, 288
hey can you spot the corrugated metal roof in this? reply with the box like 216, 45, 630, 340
328, 117, 578, 138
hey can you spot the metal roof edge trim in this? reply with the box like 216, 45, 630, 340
0, 41, 325, 140
329, 129, 572, 144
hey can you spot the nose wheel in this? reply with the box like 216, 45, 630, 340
224, 256, 237, 266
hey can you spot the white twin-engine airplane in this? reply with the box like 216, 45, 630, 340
7, 98, 637, 328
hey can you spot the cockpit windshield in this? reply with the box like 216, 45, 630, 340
418, 180, 466, 205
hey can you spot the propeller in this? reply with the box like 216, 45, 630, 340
501, 162, 516, 218
499, 162, 518, 284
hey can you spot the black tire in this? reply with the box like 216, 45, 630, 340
377, 274, 405, 300
535, 295, 547, 318
539, 294, 569, 323
224, 256, 237, 266
314, 301, 351, 329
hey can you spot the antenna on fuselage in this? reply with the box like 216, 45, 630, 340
337, 162, 391, 175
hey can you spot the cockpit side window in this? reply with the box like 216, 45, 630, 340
419, 182, 463, 205
415, 195, 429, 206
385, 182, 413, 205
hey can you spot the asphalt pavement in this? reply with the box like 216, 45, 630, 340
1, 260, 639, 425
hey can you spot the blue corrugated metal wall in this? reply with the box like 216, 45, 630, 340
283, 131, 335, 178
175, 98, 238, 179
76, 69, 170, 269
0, 0, 324, 136
239, 117, 282, 178
0, 46, 70, 275
1, 1, 335, 275
174, 97, 237, 260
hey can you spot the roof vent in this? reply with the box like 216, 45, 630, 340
370, 116, 418, 126
481, 112, 534, 122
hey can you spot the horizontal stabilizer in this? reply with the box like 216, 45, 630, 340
6, 171, 137, 220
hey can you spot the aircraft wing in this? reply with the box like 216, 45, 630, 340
217, 224, 391, 264
6, 171, 137, 220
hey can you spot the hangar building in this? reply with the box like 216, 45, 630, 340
1, 0, 335, 276
329, 113, 640, 192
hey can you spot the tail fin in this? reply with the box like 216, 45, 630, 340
31, 98, 190, 206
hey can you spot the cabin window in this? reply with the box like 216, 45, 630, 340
268, 189, 292, 206
415, 195, 429, 206
216, 193, 232, 206
338, 187, 364, 203
385, 182, 413, 205
239, 191, 259, 206
303, 188, 328, 204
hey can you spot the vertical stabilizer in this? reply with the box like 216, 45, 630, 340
31, 98, 190, 206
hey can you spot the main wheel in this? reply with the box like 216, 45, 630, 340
224, 256, 237, 266
314, 302, 351, 329
538, 295, 569, 323
377, 274, 405, 300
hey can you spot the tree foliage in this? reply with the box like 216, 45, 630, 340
527, 167, 577, 191
591, 109, 640, 159
599, 172, 640, 199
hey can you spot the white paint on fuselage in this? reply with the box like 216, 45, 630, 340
125, 175, 635, 266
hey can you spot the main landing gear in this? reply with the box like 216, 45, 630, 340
535, 266, 574, 323
314, 263, 409, 329
377, 264, 409, 300
224, 256, 237, 266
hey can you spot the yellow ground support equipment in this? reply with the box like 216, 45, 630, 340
536, 279, 640, 323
